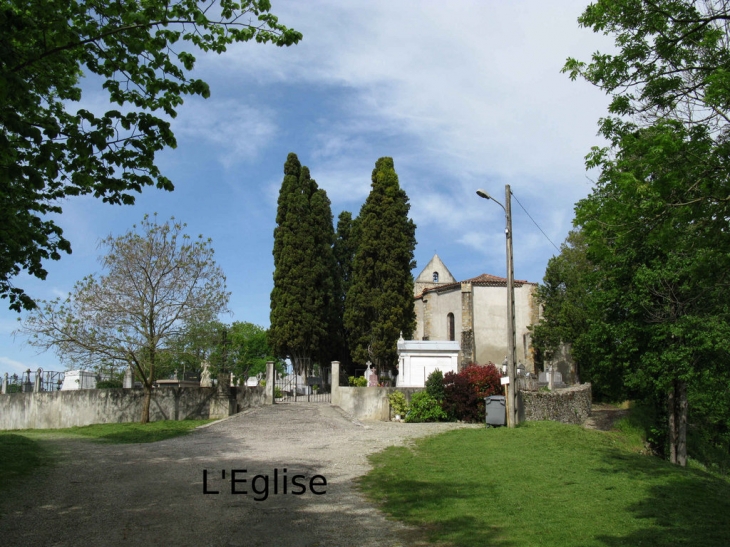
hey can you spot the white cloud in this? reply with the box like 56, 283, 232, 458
0, 356, 39, 374
173, 99, 278, 168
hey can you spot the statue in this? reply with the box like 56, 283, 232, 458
200, 361, 212, 388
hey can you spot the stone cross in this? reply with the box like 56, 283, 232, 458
200, 361, 212, 388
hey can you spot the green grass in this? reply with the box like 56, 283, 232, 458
0, 434, 51, 493
17, 419, 215, 444
359, 421, 730, 547
0, 419, 212, 492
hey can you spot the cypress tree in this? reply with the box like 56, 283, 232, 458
344, 157, 416, 374
333, 211, 358, 372
269, 153, 336, 376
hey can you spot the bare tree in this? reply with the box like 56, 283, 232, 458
20, 215, 229, 423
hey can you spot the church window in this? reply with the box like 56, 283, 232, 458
433, 271, 439, 283
447, 313, 455, 341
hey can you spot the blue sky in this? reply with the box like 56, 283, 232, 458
0, 0, 614, 376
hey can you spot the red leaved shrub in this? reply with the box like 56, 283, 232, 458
443, 362, 502, 422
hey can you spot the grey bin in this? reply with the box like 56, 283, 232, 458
485, 395, 506, 426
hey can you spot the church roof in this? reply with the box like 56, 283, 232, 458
415, 272, 536, 298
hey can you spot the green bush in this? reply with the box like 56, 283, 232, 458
405, 391, 447, 423
389, 391, 409, 417
425, 369, 445, 401
348, 376, 367, 387
274, 386, 283, 398
96, 380, 123, 389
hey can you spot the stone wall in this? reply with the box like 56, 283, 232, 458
518, 383, 592, 425
332, 386, 422, 421
0, 385, 266, 430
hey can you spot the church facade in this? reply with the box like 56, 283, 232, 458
412, 255, 540, 371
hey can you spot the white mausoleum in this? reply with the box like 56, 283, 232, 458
396, 336, 460, 388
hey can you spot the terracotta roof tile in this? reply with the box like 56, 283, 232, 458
415, 273, 536, 299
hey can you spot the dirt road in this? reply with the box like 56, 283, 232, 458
0, 404, 478, 547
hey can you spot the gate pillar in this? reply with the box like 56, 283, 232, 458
331, 361, 340, 406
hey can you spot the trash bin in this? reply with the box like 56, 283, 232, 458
485, 395, 506, 426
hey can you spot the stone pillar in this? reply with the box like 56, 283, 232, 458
331, 361, 340, 406
460, 282, 475, 368
422, 297, 431, 340
1, 372, 7, 394
264, 361, 275, 405
33, 368, 43, 393
123, 366, 133, 389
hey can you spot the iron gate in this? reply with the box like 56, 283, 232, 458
274, 371, 330, 403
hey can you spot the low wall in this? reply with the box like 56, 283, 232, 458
0, 386, 265, 430
518, 383, 592, 425
332, 386, 422, 421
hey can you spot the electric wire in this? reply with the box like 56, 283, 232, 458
510, 190, 561, 252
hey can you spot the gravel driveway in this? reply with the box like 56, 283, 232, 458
0, 403, 478, 546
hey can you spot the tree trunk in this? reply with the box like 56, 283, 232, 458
668, 382, 677, 465
677, 380, 688, 467
141, 383, 152, 424
667, 379, 688, 467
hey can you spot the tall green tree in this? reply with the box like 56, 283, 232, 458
530, 229, 602, 387
344, 157, 416, 374
576, 120, 730, 466
269, 153, 337, 376
1, 0, 301, 312
563, 0, 730, 466
332, 211, 358, 372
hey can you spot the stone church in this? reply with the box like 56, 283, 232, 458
412, 254, 540, 371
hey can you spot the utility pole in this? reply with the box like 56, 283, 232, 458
475, 185, 519, 428
505, 185, 518, 428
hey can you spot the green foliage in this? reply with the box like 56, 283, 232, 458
333, 211, 358, 372
388, 391, 408, 417
348, 376, 367, 387
96, 380, 123, 389
269, 153, 338, 375
404, 391, 446, 423
344, 157, 417, 373
564, 0, 730, 128
0, 0, 301, 312
561, 0, 730, 465
425, 369, 445, 402
530, 230, 595, 378
274, 386, 283, 398
361, 422, 730, 546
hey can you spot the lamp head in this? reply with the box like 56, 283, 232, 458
476, 189, 492, 200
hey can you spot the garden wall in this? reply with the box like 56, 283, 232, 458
332, 386, 422, 421
518, 383, 592, 425
0, 386, 265, 430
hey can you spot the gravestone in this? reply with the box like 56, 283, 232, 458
366, 361, 379, 387
123, 367, 133, 389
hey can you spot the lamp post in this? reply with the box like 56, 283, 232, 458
476, 185, 518, 428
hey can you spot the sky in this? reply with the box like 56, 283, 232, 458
0, 0, 616, 377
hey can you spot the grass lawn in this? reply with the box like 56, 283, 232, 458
359, 421, 730, 547
0, 419, 213, 493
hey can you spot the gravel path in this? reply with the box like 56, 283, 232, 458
0, 403, 479, 546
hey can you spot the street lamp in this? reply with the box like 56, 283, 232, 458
476, 185, 518, 428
